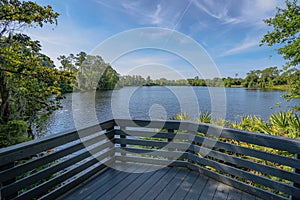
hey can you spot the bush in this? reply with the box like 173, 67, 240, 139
0, 120, 29, 148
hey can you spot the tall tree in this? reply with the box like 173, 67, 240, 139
261, 0, 300, 100
0, 1, 72, 146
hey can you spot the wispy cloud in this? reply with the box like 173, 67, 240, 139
193, 0, 283, 27
192, 0, 242, 24
151, 4, 162, 25
222, 40, 258, 56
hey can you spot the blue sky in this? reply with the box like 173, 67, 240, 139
26, 0, 287, 79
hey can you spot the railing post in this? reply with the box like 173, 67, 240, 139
168, 129, 174, 161
106, 125, 116, 165
292, 153, 300, 200
188, 131, 196, 164
120, 126, 126, 161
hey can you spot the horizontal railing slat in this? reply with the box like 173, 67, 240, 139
115, 137, 300, 183
0, 131, 114, 183
0, 120, 115, 166
115, 119, 300, 153
115, 129, 300, 169
116, 143, 300, 184
197, 124, 300, 154
185, 162, 287, 200
193, 135, 300, 169
39, 160, 113, 200
115, 155, 186, 167
115, 119, 185, 130
16, 149, 114, 200
1, 119, 299, 199
188, 153, 300, 196
194, 144, 300, 184
115, 147, 188, 159
114, 138, 192, 150
1, 141, 113, 197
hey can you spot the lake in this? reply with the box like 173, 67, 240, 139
46, 86, 298, 134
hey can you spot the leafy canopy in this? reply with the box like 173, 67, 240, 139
0, 0, 73, 146
0, 0, 59, 35
261, 0, 300, 68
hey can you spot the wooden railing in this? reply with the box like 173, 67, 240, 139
113, 119, 300, 200
0, 120, 115, 200
0, 119, 300, 200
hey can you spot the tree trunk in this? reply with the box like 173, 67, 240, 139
0, 70, 10, 123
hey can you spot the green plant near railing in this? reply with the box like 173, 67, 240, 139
170, 111, 299, 197
13, 151, 60, 196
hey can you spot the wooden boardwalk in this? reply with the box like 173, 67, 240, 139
61, 163, 262, 200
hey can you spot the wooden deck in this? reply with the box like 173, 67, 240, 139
1, 119, 299, 200
61, 163, 262, 200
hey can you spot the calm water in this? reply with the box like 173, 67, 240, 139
46, 86, 298, 134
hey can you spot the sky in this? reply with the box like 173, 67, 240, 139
26, 0, 287, 79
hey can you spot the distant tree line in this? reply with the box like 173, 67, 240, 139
115, 66, 299, 90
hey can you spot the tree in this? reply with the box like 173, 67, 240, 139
261, 0, 300, 68
75, 51, 87, 67
75, 55, 119, 90
0, 0, 59, 36
98, 66, 119, 90
261, 0, 300, 105
0, 1, 73, 146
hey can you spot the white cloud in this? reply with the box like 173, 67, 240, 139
151, 4, 162, 25
193, 0, 283, 27
192, 0, 242, 24
222, 40, 258, 56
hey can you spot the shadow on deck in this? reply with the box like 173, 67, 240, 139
61, 163, 261, 200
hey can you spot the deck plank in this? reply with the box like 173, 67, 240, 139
112, 169, 156, 199
63, 168, 121, 200
198, 179, 219, 200
60, 164, 267, 200
83, 164, 141, 200
140, 167, 180, 200
126, 167, 170, 200
155, 168, 189, 200
185, 173, 209, 199
99, 164, 154, 199
227, 188, 242, 200
170, 171, 199, 200
241, 192, 256, 200
213, 183, 230, 200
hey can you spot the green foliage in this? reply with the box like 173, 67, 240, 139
242, 67, 284, 89
227, 111, 300, 139
261, 0, 300, 101
0, 0, 59, 35
172, 111, 298, 196
98, 66, 119, 90
0, 0, 74, 146
0, 34, 73, 131
58, 53, 120, 91
261, 0, 300, 68
170, 113, 190, 120
172, 111, 300, 139
197, 111, 212, 123
0, 120, 29, 148
116, 66, 296, 92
